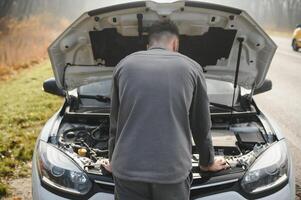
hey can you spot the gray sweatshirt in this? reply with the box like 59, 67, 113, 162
109, 47, 214, 184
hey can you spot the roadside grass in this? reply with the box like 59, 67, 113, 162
0, 61, 62, 197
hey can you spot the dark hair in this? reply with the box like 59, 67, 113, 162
148, 20, 179, 43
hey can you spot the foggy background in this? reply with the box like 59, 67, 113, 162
1, 0, 300, 31
1, 0, 300, 77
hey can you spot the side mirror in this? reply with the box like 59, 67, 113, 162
43, 78, 65, 97
253, 79, 272, 95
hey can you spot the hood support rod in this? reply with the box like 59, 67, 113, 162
230, 37, 244, 124
137, 13, 144, 40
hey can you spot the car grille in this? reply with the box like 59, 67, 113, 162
94, 168, 243, 198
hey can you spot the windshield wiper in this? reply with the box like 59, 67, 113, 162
79, 95, 111, 103
80, 94, 239, 111
210, 102, 239, 112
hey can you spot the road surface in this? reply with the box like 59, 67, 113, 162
5, 36, 301, 199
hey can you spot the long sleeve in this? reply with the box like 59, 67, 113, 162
109, 72, 119, 161
189, 67, 214, 167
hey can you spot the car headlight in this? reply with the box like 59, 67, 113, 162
241, 140, 289, 194
36, 140, 92, 195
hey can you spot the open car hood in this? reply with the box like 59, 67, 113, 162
48, 0, 277, 91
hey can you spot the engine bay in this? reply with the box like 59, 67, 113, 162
56, 113, 275, 177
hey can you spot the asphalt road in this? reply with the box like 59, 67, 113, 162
254, 36, 301, 185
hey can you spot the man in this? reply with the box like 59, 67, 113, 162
101, 21, 229, 200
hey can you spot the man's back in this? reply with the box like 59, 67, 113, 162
109, 48, 211, 184
103, 21, 227, 200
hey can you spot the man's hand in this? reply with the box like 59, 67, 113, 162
100, 158, 112, 173
199, 156, 229, 172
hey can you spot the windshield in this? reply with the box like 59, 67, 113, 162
76, 78, 239, 112
79, 79, 111, 97
77, 78, 112, 111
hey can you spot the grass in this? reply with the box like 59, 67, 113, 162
0, 61, 62, 197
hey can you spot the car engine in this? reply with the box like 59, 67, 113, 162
57, 114, 272, 176
58, 118, 110, 174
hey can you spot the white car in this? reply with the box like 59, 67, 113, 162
32, 1, 295, 199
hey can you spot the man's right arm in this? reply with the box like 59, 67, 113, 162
189, 67, 215, 167
189, 65, 229, 171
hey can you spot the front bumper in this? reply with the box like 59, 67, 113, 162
32, 159, 294, 200
32, 181, 293, 200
